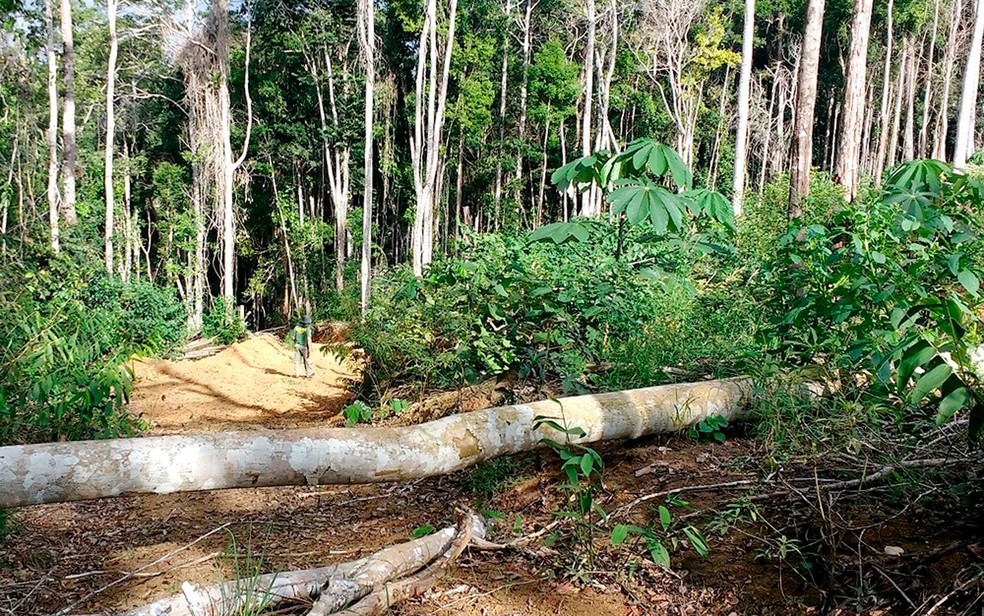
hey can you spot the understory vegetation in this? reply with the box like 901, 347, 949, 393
0, 249, 185, 444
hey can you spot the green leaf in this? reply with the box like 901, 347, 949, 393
958, 269, 980, 297
937, 386, 972, 424
658, 505, 672, 531
611, 524, 630, 546
411, 524, 435, 538
683, 526, 709, 558
910, 363, 952, 404
648, 540, 671, 569
580, 453, 594, 476
897, 342, 937, 394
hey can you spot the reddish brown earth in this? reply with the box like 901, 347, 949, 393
0, 337, 980, 615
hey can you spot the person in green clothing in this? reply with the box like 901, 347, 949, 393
290, 315, 315, 378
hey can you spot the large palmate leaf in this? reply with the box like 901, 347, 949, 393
607, 180, 686, 234
527, 221, 592, 245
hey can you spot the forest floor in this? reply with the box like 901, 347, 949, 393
1, 336, 981, 615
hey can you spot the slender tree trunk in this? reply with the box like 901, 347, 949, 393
887, 39, 909, 170
954, 0, 984, 168
789, 0, 826, 219
59, 0, 78, 226
874, 0, 895, 182
410, 0, 458, 276
834, 0, 873, 202
903, 36, 918, 160
512, 0, 532, 218
491, 6, 510, 230
732, 0, 755, 215
758, 72, 776, 193
919, 0, 942, 158
214, 0, 236, 301
708, 68, 731, 191
359, 0, 375, 316
934, 0, 964, 159
536, 114, 550, 227
45, 0, 60, 252
104, 0, 118, 274
580, 0, 597, 217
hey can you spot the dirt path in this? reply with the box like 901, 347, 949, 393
130, 334, 358, 433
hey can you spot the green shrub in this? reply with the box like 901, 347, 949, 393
202, 296, 247, 345
764, 160, 984, 437
738, 173, 845, 263
0, 263, 139, 444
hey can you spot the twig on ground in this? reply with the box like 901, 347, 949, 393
873, 565, 917, 610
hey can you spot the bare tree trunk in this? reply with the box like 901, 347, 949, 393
934, 0, 964, 159
45, 0, 60, 252
59, 0, 78, 227
410, 0, 458, 276
789, 0, 826, 219
512, 0, 533, 218
874, 0, 895, 182
580, 0, 597, 217
954, 0, 984, 168
834, 0, 874, 202
732, 0, 755, 215
708, 67, 732, 190
758, 72, 776, 193
0, 378, 751, 509
104, 0, 118, 274
491, 5, 511, 230
536, 113, 550, 227
359, 0, 375, 316
919, 0, 942, 158
903, 36, 918, 161
887, 39, 909, 170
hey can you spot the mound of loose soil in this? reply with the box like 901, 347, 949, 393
130, 334, 358, 433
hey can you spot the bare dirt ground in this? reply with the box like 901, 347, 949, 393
1, 336, 981, 615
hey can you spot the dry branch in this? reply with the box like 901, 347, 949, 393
0, 378, 751, 509
72, 513, 484, 616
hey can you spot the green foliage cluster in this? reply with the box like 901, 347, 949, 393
354, 220, 755, 398
0, 254, 185, 445
765, 160, 984, 439
202, 296, 247, 345
354, 141, 758, 398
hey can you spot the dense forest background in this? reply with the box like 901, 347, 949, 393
1, 0, 981, 328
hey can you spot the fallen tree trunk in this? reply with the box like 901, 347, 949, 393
0, 378, 751, 509
73, 513, 485, 616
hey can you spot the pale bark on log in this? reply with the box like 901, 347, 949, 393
102, 522, 469, 616
0, 378, 750, 509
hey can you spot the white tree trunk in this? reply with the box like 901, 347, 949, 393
512, 0, 533, 216
934, 0, 964, 159
410, 0, 457, 276
954, 0, 984, 168
104, 0, 118, 274
45, 0, 60, 252
874, 0, 895, 182
918, 0, 941, 158
60, 0, 78, 226
359, 0, 375, 316
732, 0, 755, 215
0, 378, 750, 509
834, 0, 873, 202
580, 0, 597, 217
